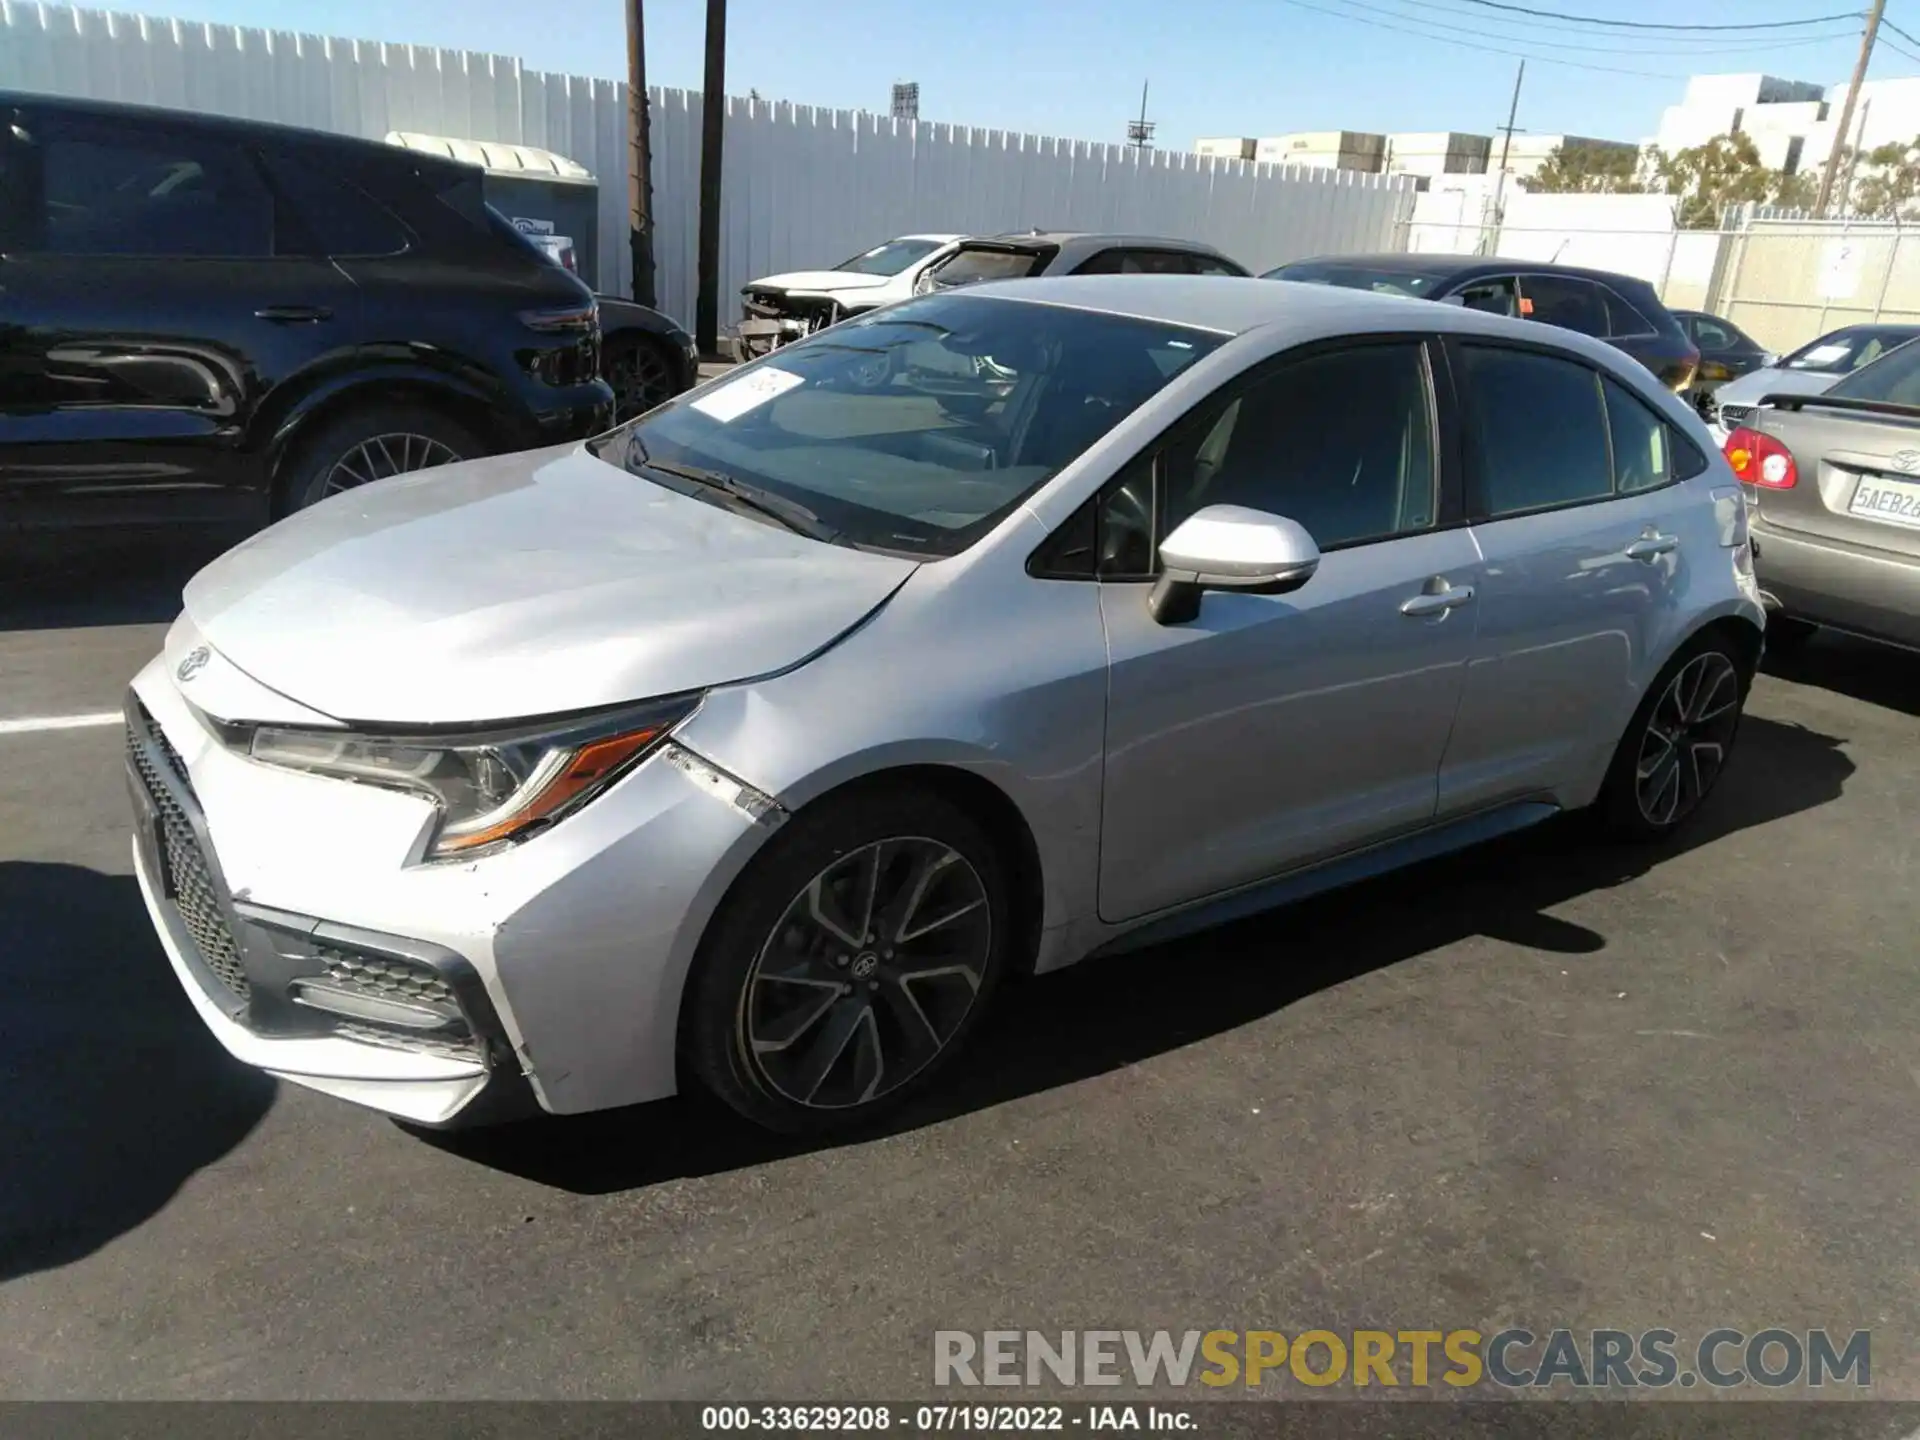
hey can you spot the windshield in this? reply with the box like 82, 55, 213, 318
590, 292, 1223, 556
835, 238, 946, 276
1263, 261, 1446, 298
1781, 327, 1920, 374
1824, 336, 1920, 404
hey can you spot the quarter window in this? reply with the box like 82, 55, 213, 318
1460, 345, 1611, 515
36, 128, 272, 258
1605, 288, 1659, 338
1162, 342, 1437, 550
1603, 378, 1676, 494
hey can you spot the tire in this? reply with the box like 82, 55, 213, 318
604, 332, 681, 424
1594, 631, 1750, 842
280, 406, 481, 514
682, 785, 1013, 1135
1764, 614, 1819, 654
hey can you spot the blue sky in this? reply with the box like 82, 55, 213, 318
74, 0, 1919, 149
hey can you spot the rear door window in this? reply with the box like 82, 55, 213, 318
264, 150, 410, 257
1520, 275, 1609, 337
1458, 344, 1612, 516
36, 122, 272, 258
1073, 249, 1200, 276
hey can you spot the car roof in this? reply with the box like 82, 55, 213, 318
952, 272, 1528, 339
975, 230, 1227, 253
897, 233, 965, 243
2, 88, 476, 182
1278, 252, 1659, 290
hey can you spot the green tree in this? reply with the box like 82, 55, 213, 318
1849, 139, 1920, 219
1651, 132, 1776, 227
1523, 140, 1644, 194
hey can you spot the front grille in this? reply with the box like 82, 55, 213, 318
319, 947, 458, 1010
1718, 403, 1755, 430
334, 1021, 483, 1064
128, 713, 251, 1005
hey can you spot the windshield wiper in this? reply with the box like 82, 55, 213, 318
634, 451, 841, 544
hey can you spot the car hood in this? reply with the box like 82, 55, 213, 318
181, 443, 918, 727
749, 270, 892, 296
1715, 366, 1839, 407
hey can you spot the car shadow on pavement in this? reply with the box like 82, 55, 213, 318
0, 534, 231, 632
1762, 630, 1920, 718
0, 861, 276, 1282
422, 712, 1856, 1195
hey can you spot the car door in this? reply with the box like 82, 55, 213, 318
1096, 335, 1483, 922
1437, 337, 1710, 814
0, 108, 356, 528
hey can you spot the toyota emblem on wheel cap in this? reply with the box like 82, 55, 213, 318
176, 646, 211, 682
1895, 450, 1920, 474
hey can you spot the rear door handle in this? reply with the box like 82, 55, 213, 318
254, 305, 332, 323
1400, 584, 1475, 617
1625, 533, 1679, 561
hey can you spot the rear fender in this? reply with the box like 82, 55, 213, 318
257, 365, 510, 487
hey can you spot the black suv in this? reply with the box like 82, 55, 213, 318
1264, 254, 1701, 394
0, 92, 619, 534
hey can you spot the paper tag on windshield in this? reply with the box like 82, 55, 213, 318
1799, 343, 1850, 365
691, 366, 804, 422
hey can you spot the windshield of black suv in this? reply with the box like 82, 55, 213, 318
591, 292, 1223, 556
1263, 260, 1448, 298
1782, 326, 1920, 374
835, 238, 947, 276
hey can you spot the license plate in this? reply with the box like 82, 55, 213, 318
1848, 474, 1920, 529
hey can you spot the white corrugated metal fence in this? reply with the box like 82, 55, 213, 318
2, 1, 1418, 327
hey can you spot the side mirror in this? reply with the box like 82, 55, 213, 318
1148, 504, 1321, 625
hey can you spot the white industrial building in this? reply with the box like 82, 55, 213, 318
1195, 129, 1632, 182
1653, 72, 1920, 175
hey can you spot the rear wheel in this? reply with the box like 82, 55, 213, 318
281, 406, 480, 513
682, 786, 1012, 1135
1595, 632, 1749, 841
604, 332, 680, 423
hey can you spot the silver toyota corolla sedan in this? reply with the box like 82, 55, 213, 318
127, 277, 1766, 1133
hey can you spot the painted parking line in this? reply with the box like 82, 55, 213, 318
0, 711, 122, 736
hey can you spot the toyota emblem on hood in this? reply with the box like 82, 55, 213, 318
176, 646, 211, 682
1894, 450, 1920, 474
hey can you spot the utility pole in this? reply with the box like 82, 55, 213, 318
1125, 80, 1154, 150
694, 0, 727, 358
1817, 0, 1884, 218
1486, 60, 1524, 254
625, 0, 656, 308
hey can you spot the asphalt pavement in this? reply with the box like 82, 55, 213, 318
2, 542, 1918, 1401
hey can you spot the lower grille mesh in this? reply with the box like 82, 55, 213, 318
128, 715, 251, 1005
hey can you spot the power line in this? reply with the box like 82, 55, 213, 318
1317, 0, 1859, 55
1407, 0, 1871, 38
1879, 30, 1920, 62
1880, 15, 1920, 48
1273, 0, 1688, 77
1438, 0, 1863, 31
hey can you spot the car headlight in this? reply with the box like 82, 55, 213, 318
248, 694, 699, 860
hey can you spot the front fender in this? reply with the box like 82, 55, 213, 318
255, 362, 508, 473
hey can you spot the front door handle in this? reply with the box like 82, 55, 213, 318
254, 304, 332, 323
1400, 584, 1475, 617
1625, 532, 1679, 562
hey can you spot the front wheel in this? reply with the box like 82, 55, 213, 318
681, 786, 1012, 1134
1595, 633, 1749, 841
281, 407, 479, 513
